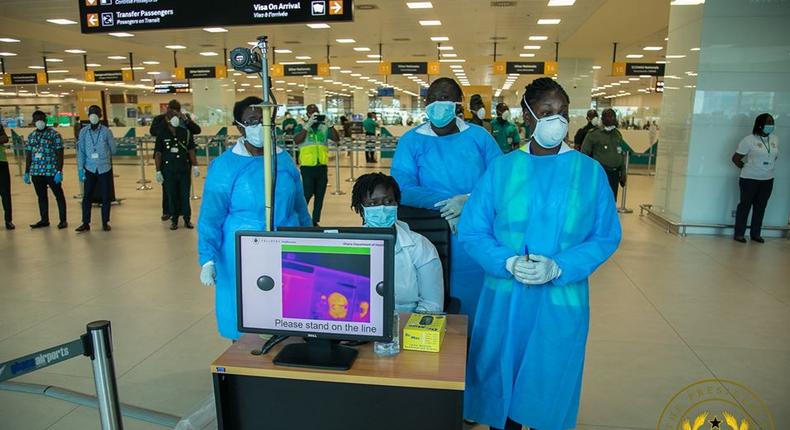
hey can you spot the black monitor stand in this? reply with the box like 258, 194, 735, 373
273, 338, 358, 371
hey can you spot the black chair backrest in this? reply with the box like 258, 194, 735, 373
397, 205, 452, 309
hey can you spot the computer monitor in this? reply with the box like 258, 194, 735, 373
236, 230, 395, 370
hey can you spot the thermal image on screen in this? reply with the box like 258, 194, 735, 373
281, 245, 372, 323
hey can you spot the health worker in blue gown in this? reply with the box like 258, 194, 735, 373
391, 77, 502, 321
198, 96, 312, 340
458, 78, 622, 430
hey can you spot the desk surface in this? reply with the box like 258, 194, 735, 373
211, 314, 467, 391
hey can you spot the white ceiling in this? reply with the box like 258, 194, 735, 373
0, 0, 671, 100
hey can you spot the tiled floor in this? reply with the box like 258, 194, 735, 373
0, 154, 787, 430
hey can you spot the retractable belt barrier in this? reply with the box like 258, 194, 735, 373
618, 152, 634, 214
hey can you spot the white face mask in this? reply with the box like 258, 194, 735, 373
502, 111, 512, 121
604, 125, 616, 131
475, 107, 486, 119
89, 114, 100, 125
523, 97, 568, 149
591, 117, 601, 127
238, 122, 263, 148
169, 116, 181, 128
35, 120, 46, 130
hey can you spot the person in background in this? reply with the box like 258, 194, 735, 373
362, 112, 379, 163
573, 109, 599, 150
351, 173, 444, 313
150, 99, 201, 222
340, 115, 352, 138
491, 102, 521, 153
468, 94, 491, 133
391, 77, 501, 324
731, 113, 779, 243
154, 109, 200, 230
25, 111, 67, 229
459, 77, 621, 430
281, 111, 298, 136
0, 124, 12, 229
198, 96, 312, 340
295, 104, 338, 226
581, 108, 628, 200
75, 105, 117, 232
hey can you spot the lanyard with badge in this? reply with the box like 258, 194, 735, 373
759, 136, 771, 154
89, 127, 102, 159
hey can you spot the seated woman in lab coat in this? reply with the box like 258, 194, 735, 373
351, 173, 444, 313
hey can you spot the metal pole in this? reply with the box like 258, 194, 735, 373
136, 140, 151, 190
203, 139, 211, 169
190, 180, 199, 200
330, 142, 345, 196
618, 152, 633, 214
647, 143, 655, 176
87, 321, 123, 430
257, 35, 275, 232
345, 138, 356, 182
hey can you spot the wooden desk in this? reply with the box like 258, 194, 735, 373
211, 314, 467, 430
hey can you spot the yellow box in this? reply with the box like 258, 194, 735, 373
403, 313, 447, 353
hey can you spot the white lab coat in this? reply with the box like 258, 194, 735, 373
394, 220, 444, 312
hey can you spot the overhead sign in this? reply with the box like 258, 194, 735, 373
85, 69, 133, 82
377, 87, 395, 97
492, 61, 558, 75
174, 66, 229, 80
612, 62, 665, 77
2, 73, 48, 85
378, 61, 440, 76
270, 63, 330, 77
154, 81, 190, 94
78, 0, 353, 33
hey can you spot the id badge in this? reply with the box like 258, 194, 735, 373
170, 146, 179, 153
91, 152, 100, 159
34, 152, 43, 160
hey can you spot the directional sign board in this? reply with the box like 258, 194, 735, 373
2, 73, 48, 85
612, 62, 665, 77
78, 0, 353, 33
378, 61, 440, 76
84, 70, 133, 82
492, 61, 558, 75
174, 66, 229, 80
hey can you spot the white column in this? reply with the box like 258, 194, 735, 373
353, 89, 369, 117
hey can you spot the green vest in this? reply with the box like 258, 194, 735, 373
299, 124, 329, 166
582, 128, 626, 169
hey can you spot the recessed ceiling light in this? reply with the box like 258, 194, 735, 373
529, 36, 549, 41
519, 53, 536, 57
666, 55, 686, 59
274, 49, 292, 54
336, 38, 356, 43
246, 75, 258, 79
439, 59, 465, 63
0, 52, 17, 56
329, 66, 341, 70
203, 27, 228, 33
437, 46, 454, 51
121, 66, 144, 70
442, 53, 457, 58
340, 70, 352, 74
295, 56, 311, 60
142, 61, 160, 65
356, 60, 381, 64
353, 47, 371, 52
449, 65, 462, 69
45, 58, 64, 62
690, 47, 700, 51
537, 18, 561, 25
643, 46, 663, 51
548, 0, 575, 5
419, 20, 442, 26
47, 19, 78, 25
280, 61, 305, 65
671, 0, 705, 4
146, 71, 161, 75
140, 78, 152, 82
109, 32, 134, 37
64, 49, 86, 54
430, 36, 449, 42
200, 51, 219, 56
592, 65, 602, 69
351, 73, 361, 77
86, 63, 101, 67
523, 45, 541, 50
307, 23, 331, 29
165, 45, 187, 50
367, 54, 382, 58
626, 54, 644, 58
0, 38, 20, 43
28, 65, 45, 69
107, 55, 128, 60
407, 2, 433, 8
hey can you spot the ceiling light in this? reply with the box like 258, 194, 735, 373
280, 61, 305, 65
340, 70, 352, 73
47, 19, 77, 25
626, 54, 644, 58
430, 36, 449, 42
407, 2, 433, 8
690, 47, 700, 51
140, 78, 152, 82
108, 55, 127, 60
671, 0, 705, 4
643, 46, 663, 51
28, 66, 45, 69
592, 65, 602, 70
537, 19, 561, 25
336, 38, 356, 43
142, 61, 160, 65
45, 58, 64, 63
356, 60, 380, 64
165, 45, 187, 50
548, 0, 575, 5
329, 66, 341, 70
656, 60, 667, 64
64, 49, 86, 54
529, 36, 549, 41
629, 77, 639, 81
449, 65, 463, 69
274, 49, 292, 54
354, 47, 371, 52
0, 52, 17, 57
0, 38, 20, 43
519, 53, 536, 57
200, 51, 219, 56
523, 45, 541, 50
203, 27, 228, 33
121, 66, 144, 70
350, 73, 361, 77
307, 23, 331, 29
109, 32, 134, 37
419, 20, 442, 26
367, 54, 382, 58
146, 72, 161, 75
44, 69, 68, 74
86, 63, 101, 67
295, 56, 311, 60
246, 75, 258, 79
241, 83, 251, 87
665, 55, 686, 59
439, 59, 465, 63
437, 46, 454, 51
442, 53, 457, 57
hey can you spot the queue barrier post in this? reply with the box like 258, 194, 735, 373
646, 143, 656, 176
135, 140, 152, 191
87, 321, 124, 430
14, 143, 24, 177
345, 137, 356, 182
618, 152, 634, 214
330, 141, 345, 196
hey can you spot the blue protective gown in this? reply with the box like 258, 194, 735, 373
198, 146, 312, 340
391, 120, 502, 321
458, 145, 621, 430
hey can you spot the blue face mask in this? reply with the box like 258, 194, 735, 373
763, 124, 775, 135
425, 101, 458, 128
363, 205, 397, 228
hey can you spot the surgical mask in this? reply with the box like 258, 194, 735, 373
363, 205, 397, 228
35, 120, 46, 130
425, 101, 459, 128
523, 97, 568, 149
763, 125, 775, 135
89, 114, 100, 125
603, 125, 616, 131
238, 122, 264, 148
501, 111, 512, 121
591, 117, 601, 127
169, 116, 181, 128
475, 107, 486, 119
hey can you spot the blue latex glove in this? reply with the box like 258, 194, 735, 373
54, 171, 63, 184
23, 172, 31, 184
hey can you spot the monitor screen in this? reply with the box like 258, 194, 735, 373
237, 231, 394, 342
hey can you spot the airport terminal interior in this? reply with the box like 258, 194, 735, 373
0, 1, 788, 429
